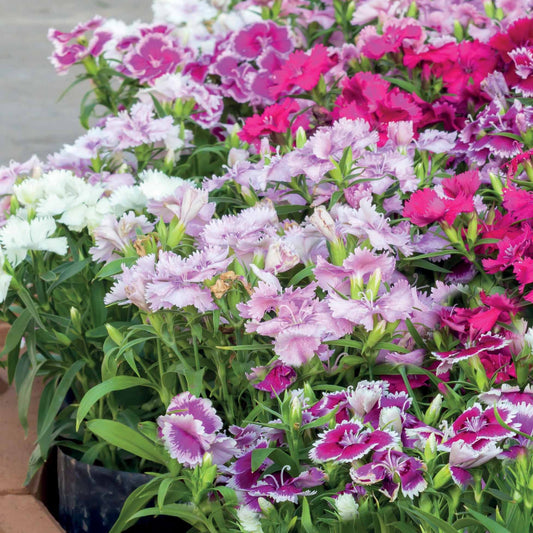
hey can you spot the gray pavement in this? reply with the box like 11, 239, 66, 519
0, 1, 152, 165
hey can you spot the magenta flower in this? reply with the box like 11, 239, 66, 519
309, 421, 397, 463
433, 334, 511, 375
441, 403, 516, 449
232, 21, 293, 60
48, 16, 111, 74
247, 362, 297, 398
158, 392, 236, 468
447, 440, 501, 487
248, 467, 326, 505
350, 449, 427, 500
121, 26, 187, 83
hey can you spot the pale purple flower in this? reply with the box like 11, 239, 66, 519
350, 449, 427, 500
146, 248, 231, 312
104, 254, 156, 312
240, 282, 351, 367
201, 204, 279, 264
104, 102, 179, 151
90, 212, 154, 263
147, 183, 215, 235
334, 200, 413, 256
310, 420, 397, 463
313, 248, 396, 295
415, 130, 457, 153
140, 73, 223, 128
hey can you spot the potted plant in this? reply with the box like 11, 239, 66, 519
2, 0, 533, 531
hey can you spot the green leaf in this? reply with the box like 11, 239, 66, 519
38, 359, 86, 456
14, 353, 41, 434
45, 258, 90, 293
185, 368, 205, 397
80, 442, 108, 465
90, 280, 108, 327
251, 447, 275, 472
289, 265, 315, 287
17, 287, 45, 329
1, 309, 32, 367
131, 504, 207, 526
327, 339, 363, 349
215, 344, 272, 352
401, 506, 459, 533
383, 76, 421, 96
77, 376, 159, 429
109, 478, 162, 533
157, 478, 173, 509
408, 259, 451, 273
87, 419, 167, 465
96, 256, 139, 279
301, 497, 318, 533
465, 509, 512, 533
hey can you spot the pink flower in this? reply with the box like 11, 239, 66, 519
350, 450, 427, 500
403, 171, 478, 227
310, 421, 397, 463
359, 19, 423, 60
270, 44, 333, 98
239, 99, 301, 148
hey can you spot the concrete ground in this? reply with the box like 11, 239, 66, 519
0, 0, 152, 166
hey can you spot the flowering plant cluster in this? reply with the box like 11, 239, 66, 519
3, 0, 533, 531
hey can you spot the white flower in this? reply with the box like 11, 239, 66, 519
334, 493, 359, 522
0, 251, 12, 303
107, 185, 147, 216
139, 170, 185, 200
236, 505, 263, 533
525, 327, 533, 349
13, 178, 47, 207
0, 216, 68, 266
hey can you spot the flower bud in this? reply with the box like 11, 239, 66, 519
423, 394, 443, 427
433, 464, 451, 489
105, 323, 124, 346
295, 126, 307, 149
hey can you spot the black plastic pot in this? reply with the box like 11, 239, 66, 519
57, 448, 184, 533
